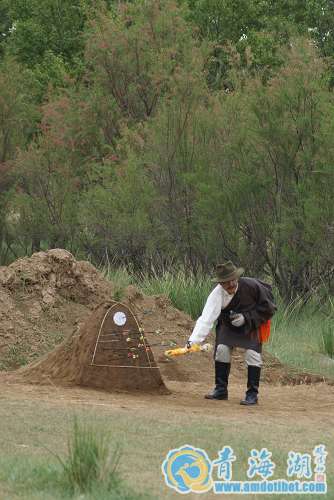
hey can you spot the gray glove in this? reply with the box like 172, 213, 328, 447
231, 313, 245, 327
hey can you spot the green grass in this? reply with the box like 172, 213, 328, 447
0, 414, 150, 500
103, 266, 212, 318
103, 267, 213, 318
267, 297, 334, 379
319, 321, 334, 358
54, 416, 121, 494
103, 266, 133, 302
0, 395, 331, 500
0, 457, 148, 499
136, 269, 212, 320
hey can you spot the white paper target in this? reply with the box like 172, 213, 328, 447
113, 311, 127, 326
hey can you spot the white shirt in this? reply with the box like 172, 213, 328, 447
188, 284, 237, 344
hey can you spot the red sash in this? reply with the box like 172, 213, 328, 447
259, 319, 271, 343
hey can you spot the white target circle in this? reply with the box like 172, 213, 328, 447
113, 311, 127, 326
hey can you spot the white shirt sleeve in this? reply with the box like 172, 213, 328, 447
188, 285, 223, 344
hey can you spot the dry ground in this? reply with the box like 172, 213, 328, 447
0, 376, 333, 500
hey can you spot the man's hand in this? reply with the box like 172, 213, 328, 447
231, 313, 245, 327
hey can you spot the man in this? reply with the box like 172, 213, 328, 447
187, 261, 276, 405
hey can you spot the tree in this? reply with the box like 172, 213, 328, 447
0, 0, 112, 98
215, 41, 334, 300
0, 1, 11, 59
0, 58, 38, 163
135, 81, 217, 270
184, 0, 309, 87
11, 134, 81, 254
0, 57, 38, 262
78, 153, 157, 268
85, 0, 207, 123
4, 0, 88, 66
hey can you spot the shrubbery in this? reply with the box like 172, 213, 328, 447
0, 0, 333, 303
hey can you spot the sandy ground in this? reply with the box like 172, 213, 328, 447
0, 376, 333, 500
1, 377, 333, 425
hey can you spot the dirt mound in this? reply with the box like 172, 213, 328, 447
0, 249, 197, 387
0, 249, 327, 391
0, 249, 114, 369
18, 301, 169, 394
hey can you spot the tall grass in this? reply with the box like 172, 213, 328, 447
137, 269, 212, 319
103, 266, 133, 301
268, 297, 334, 378
55, 417, 121, 494
319, 321, 334, 358
103, 265, 212, 319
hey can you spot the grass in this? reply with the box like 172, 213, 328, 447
103, 266, 133, 302
137, 268, 212, 320
0, 457, 148, 499
103, 266, 212, 318
267, 297, 334, 379
319, 321, 334, 358
0, 394, 331, 499
53, 416, 121, 494
0, 414, 150, 499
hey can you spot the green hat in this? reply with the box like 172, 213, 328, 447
211, 261, 244, 283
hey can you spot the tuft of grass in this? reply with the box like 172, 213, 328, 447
102, 264, 212, 318
320, 321, 334, 358
54, 417, 121, 494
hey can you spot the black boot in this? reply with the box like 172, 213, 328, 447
205, 362, 230, 400
240, 366, 261, 405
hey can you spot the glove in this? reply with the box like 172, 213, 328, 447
231, 313, 245, 327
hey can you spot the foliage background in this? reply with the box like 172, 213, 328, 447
0, 0, 333, 303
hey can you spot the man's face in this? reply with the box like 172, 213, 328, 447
220, 279, 238, 295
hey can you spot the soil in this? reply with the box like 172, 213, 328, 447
0, 379, 333, 425
0, 250, 331, 394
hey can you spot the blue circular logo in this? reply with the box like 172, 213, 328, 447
162, 445, 213, 494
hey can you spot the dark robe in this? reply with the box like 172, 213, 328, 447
216, 277, 277, 353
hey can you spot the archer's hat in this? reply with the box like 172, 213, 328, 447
211, 261, 244, 282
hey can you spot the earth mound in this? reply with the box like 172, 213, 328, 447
18, 301, 169, 394
0, 249, 114, 370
